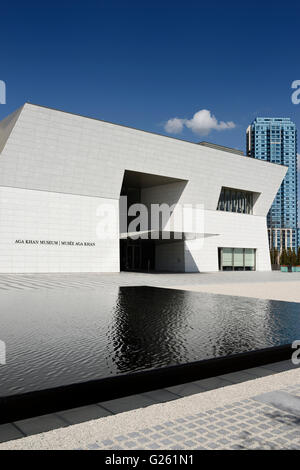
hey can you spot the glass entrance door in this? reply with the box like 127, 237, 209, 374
120, 239, 155, 272
126, 244, 141, 270
120, 240, 142, 271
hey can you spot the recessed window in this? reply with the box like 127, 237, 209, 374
217, 187, 255, 214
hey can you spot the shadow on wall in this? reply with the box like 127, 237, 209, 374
119, 169, 188, 235
184, 234, 221, 272
184, 247, 200, 272
141, 180, 188, 232
155, 240, 186, 272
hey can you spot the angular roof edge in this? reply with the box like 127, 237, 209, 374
0, 105, 24, 154
3, 102, 288, 169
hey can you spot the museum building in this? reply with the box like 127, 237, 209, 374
0, 103, 286, 273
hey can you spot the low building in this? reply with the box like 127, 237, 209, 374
0, 103, 286, 273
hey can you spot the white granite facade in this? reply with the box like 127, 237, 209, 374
0, 103, 287, 273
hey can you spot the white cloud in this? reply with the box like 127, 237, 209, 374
164, 117, 184, 134
164, 109, 236, 136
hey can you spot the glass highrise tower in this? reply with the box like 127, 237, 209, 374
246, 117, 298, 252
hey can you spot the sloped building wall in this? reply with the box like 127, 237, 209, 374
0, 103, 287, 273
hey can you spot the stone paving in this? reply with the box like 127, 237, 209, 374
0, 360, 299, 449
0, 271, 299, 292
75, 382, 300, 450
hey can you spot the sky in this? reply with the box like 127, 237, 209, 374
1, 1, 300, 154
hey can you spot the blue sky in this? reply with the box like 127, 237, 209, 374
1, 0, 300, 154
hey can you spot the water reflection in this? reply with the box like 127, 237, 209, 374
107, 287, 189, 372
108, 287, 300, 371
0, 286, 299, 397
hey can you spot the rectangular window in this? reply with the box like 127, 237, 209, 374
218, 248, 256, 271
244, 248, 255, 270
233, 248, 244, 270
222, 248, 233, 268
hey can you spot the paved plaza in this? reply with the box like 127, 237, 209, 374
0, 271, 299, 303
76, 382, 300, 450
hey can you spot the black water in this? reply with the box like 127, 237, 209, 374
0, 286, 299, 397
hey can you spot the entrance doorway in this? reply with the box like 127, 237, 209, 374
120, 239, 155, 272
119, 169, 187, 272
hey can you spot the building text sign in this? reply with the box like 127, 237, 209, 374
14, 239, 96, 247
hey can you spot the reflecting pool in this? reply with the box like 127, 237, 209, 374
0, 286, 299, 397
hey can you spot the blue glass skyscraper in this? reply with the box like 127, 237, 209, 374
246, 117, 298, 252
